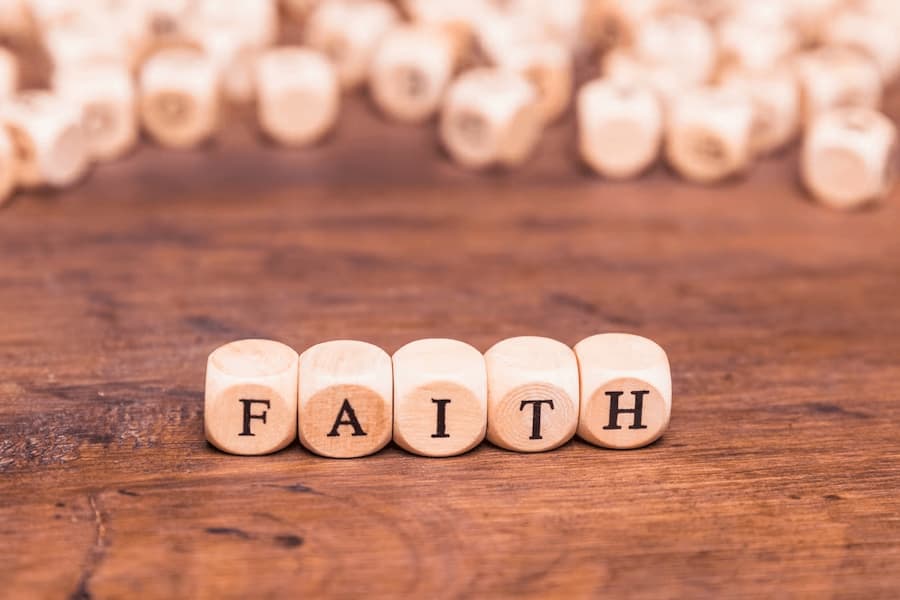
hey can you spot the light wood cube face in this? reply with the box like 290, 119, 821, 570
0, 91, 89, 189
54, 64, 137, 162
494, 40, 573, 124
575, 333, 671, 449
393, 339, 487, 457
43, 21, 131, 74
304, 0, 398, 90
0, 47, 18, 99
199, 30, 258, 104
186, 0, 278, 49
255, 47, 340, 146
578, 78, 662, 179
719, 67, 799, 156
298, 340, 393, 458
822, 10, 900, 83
601, 50, 684, 110
794, 48, 882, 125
633, 14, 716, 86
802, 107, 897, 210
717, 19, 798, 73
204, 339, 299, 455
139, 48, 220, 149
370, 25, 457, 123
440, 68, 543, 169
485, 336, 579, 452
665, 87, 754, 183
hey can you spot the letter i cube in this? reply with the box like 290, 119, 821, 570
298, 340, 393, 458
392, 339, 487, 457
205, 339, 299, 455
484, 336, 579, 452
574, 333, 671, 449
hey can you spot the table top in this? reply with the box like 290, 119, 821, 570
2, 90, 899, 599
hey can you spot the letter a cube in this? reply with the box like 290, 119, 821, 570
205, 339, 299, 455
298, 340, 393, 458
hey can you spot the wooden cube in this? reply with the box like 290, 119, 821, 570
54, 63, 137, 162
574, 333, 672, 449
789, 0, 845, 43
601, 50, 684, 110
0, 126, 17, 205
793, 47, 882, 125
802, 107, 897, 210
719, 66, 799, 156
369, 25, 459, 124
822, 9, 900, 83
255, 47, 340, 147
440, 68, 543, 170
199, 30, 259, 104
185, 0, 278, 48
492, 39, 574, 124
0, 47, 18, 99
298, 340, 393, 458
139, 47, 220, 149
132, 0, 197, 67
43, 19, 132, 74
0, 91, 89, 189
304, 0, 398, 90
577, 77, 663, 179
204, 339, 299, 455
665, 86, 754, 183
584, 0, 668, 50
717, 19, 798, 73
392, 338, 487, 457
484, 336, 579, 452
633, 14, 716, 87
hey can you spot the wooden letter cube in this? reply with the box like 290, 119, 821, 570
255, 47, 340, 146
493, 39, 574, 124
577, 77, 662, 179
298, 340, 393, 458
574, 333, 671, 449
822, 9, 900, 82
304, 0, 398, 90
139, 47, 220, 149
485, 336, 579, 452
802, 107, 897, 210
633, 14, 716, 86
392, 338, 487, 457
665, 87, 754, 183
369, 25, 459, 124
793, 47, 882, 125
440, 68, 543, 170
54, 63, 137, 162
719, 67, 799, 156
205, 339, 299, 455
0, 91, 89, 189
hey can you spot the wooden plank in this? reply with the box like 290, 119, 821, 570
1, 92, 899, 598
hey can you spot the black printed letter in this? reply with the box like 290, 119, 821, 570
431, 399, 451, 438
327, 399, 367, 437
519, 399, 555, 440
602, 390, 649, 430
238, 399, 271, 436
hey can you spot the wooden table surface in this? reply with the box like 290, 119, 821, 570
2, 89, 900, 599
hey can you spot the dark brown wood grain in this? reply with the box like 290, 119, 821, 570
1, 87, 900, 599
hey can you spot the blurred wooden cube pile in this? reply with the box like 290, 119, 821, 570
0, 0, 896, 210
